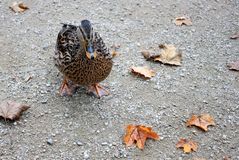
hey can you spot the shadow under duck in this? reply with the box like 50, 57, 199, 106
54, 20, 113, 98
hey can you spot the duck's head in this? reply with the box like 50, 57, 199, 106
79, 19, 96, 60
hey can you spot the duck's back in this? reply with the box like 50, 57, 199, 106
54, 24, 82, 72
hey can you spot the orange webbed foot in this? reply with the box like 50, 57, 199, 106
59, 78, 78, 96
87, 83, 109, 98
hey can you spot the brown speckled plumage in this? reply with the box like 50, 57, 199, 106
54, 22, 113, 87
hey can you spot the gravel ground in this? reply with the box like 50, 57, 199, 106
0, 0, 239, 159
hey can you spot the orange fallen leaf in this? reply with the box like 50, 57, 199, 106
0, 101, 30, 120
9, 2, 29, 13
227, 60, 239, 71
123, 124, 159, 149
174, 17, 192, 26
176, 138, 198, 153
154, 44, 182, 66
131, 66, 156, 79
186, 114, 215, 131
230, 33, 239, 39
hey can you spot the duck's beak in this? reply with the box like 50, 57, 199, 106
86, 43, 96, 60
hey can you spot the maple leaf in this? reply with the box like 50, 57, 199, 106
123, 124, 159, 149
9, 2, 29, 13
0, 101, 30, 120
176, 138, 198, 153
131, 66, 156, 79
186, 114, 215, 131
230, 33, 239, 39
227, 60, 239, 71
174, 17, 192, 26
154, 44, 182, 66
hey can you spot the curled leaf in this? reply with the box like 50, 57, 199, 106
176, 138, 198, 153
141, 51, 160, 61
123, 124, 159, 149
131, 66, 156, 79
9, 2, 29, 13
174, 17, 192, 26
154, 44, 182, 66
186, 114, 215, 131
0, 101, 30, 120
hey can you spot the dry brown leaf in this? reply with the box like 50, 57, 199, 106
227, 60, 239, 71
174, 17, 192, 26
123, 124, 159, 149
176, 138, 198, 153
131, 66, 156, 79
186, 114, 215, 131
0, 101, 30, 120
141, 51, 160, 61
154, 44, 182, 66
230, 33, 239, 39
9, 2, 29, 13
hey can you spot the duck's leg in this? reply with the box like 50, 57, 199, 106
87, 83, 109, 98
59, 77, 74, 96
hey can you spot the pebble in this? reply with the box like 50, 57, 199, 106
222, 135, 227, 139
101, 142, 108, 146
76, 141, 84, 146
83, 151, 89, 159
47, 138, 53, 145
41, 99, 48, 104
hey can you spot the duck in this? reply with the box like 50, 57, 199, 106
54, 20, 113, 98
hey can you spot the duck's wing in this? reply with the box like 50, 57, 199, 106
94, 32, 112, 59
54, 24, 82, 69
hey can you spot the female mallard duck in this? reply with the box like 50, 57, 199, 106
54, 20, 113, 98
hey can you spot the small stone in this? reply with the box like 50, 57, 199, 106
83, 151, 89, 159
76, 141, 84, 146
47, 138, 53, 145
222, 135, 227, 139
203, 100, 208, 104
101, 142, 108, 146
64, 113, 69, 118
41, 99, 48, 104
